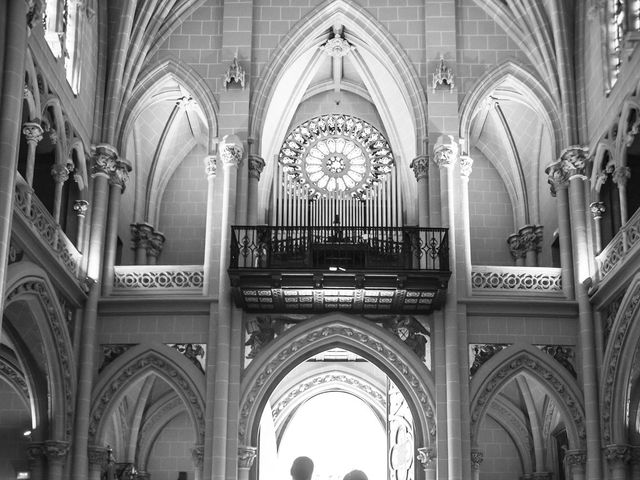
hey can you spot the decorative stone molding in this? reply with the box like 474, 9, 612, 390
176, 95, 196, 110
238, 445, 258, 469
87, 445, 108, 469
560, 145, 589, 177
545, 161, 571, 196
459, 155, 473, 177
519, 225, 542, 253
44, 440, 70, 460
612, 165, 632, 186
167, 343, 206, 374
471, 266, 563, 295
90, 143, 119, 178
50, 163, 72, 184
605, 444, 631, 467
469, 343, 510, 376
191, 444, 204, 469
130, 223, 164, 259
8, 240, 24, 264
204, 154, 217, 177
416, 447, 436, 468
597, 207, 640, 278
108, 158, 132, 191
432, 56, 454, 93
99, 344, 136, 373
321, 25, 354, 57
507, 233, 526, 261
537, 345, 577, 378
146, 230, 166, 260
73, 199, 89, 217
564, 449, 587, 470
220, 136, 244, 167
0, 357, 29, 401
410, 155, 429, 181
248, 154, 265, 180
113, 265, 204, 291
590, 201, 606, 219
433, 134, 458, 168
470, 450, 484, 470
22, 122, 43, 144
224, 56, 245, 90
245, 316, 285, 359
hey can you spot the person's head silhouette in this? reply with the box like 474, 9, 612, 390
343, 470, 368, 480
290, 456, 314, 480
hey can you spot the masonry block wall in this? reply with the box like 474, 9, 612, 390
0, 383, 30, 478
147, 413, 196, 480
477, 416, 522, 480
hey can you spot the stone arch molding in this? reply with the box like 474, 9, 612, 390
89, 343, 206, 446
469, 343, 586, 450
3, 262, 76, 442
601, 271, 640, 445
239, 314, 436, 449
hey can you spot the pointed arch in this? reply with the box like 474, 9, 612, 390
601, 272, 640, 445
469, 344, 586, 450
239, 314, 436, 451
88, 343, 206, 446
4, 262, 76, 442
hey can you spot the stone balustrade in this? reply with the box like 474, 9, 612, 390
471, 265, 563, 295
597, 206, 640, 279
112, 265, 204, 294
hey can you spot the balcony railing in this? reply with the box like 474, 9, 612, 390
597, 207, 640, 280
471, 266, 563, 296
230, 225, 449, 272
112, 265, 204, 294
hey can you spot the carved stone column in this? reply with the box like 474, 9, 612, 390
102, 156, 132, 295
87, 445, 108, 480
612, 166, 631, 225
590, 201, 606, 254
27, 443, 46, 480
507, 233, 526, 266
470, 450, 483, 480
74, 199, 90, 251
410, 155, 430, 227
605, 444, 630, 480
459, 155, 473, 294
146, 230, 165, 265
22, 122, 43, 188
238, 445, 257, 480
247, 154, 265, 225
417, 447, 436, 480
433, 134, 462, 480
519, 224, 542, 266
564, 450, 586, 480
191, 444, 204, 480
203, 154, 218, 293
50, 162, 73, 223
45, 440, 70, 480
130, 222, 153, 265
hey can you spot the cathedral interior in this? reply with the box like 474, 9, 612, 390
1, 1, 640, 480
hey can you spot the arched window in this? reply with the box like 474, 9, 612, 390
606, 0, 640, 92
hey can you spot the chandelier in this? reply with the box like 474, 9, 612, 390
278, 114, 394, 200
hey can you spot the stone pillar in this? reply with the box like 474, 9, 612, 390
561, 146, 603, 480
238, 446, 257, 480
612, 166, 631, 225
203, 154, 217, 294
470, 450, 483, 480
589, 201, 606, 255
146, 230, 165, 265
45, 440, 70, 480
247, 154, 265, 225
563, 450, 586, 480
191, 444, 204, 480
605, 444, 630, 480
0, 0, 28, 325
87, 445, 108, 480
519, 224, 539, 266
102, 157, 131, 295
410, 155, 430, 227
459, 155, 473, 294
74, 199, 89, 250
417, 447, 436, 480
71, 144, 117, 480
433, 134, 462, 480
545, 161, 575, 299
22, 122, 43, 188
27, 443, 46, 480
50, 162, 73, 223
130, 222, 152, 265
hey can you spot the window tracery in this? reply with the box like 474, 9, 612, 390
606, 0, 640, 91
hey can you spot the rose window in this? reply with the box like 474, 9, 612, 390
278, 114, 394, 199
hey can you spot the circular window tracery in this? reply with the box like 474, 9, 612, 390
279, 114, 394, 199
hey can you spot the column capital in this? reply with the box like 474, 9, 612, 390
147, 230, 166, 259
130, 222, 154, 250
191, 444, 204, 469
248, 154, 265, 180
564, 449, 586, 469
460, 155, 474, 177
416, 446, 436, 468
590, 201, 606, 219
50, 162, 73, 183
605, 444, 632, 467
87, 444, 108, 469
220, 134, 244, 168
238, 445, 258, 469
90, 143, 119, 178
74, 199, 90, 216
433, 134, 459, 169
26, 443, 46, 462
531, 473, 551, 480
560, 145, 589, 176
410, 155, 429, 181
109, 158, 132, 191
22, 122, 44, 144
470, 450, 484, 470
44, 439, 70, 460
519, 224, 542, 253
204, 155, 217, 177
507, 233, 526, 260
545, 161, 570, 196
630, 446, 640, 465
612, 165, 631, 186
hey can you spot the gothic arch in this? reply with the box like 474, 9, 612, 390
239, 314, 436, 451
3, 262, 76, 442
601, 271, 640, 445
89, 343, 206, 446
469, 344, 586, 450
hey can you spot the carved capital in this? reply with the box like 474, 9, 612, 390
321, 26, 354, 58
605, 444, 632, 466
595, 170, 610, 192
590, 201, 606, 220
130, 223, 154, 251
44, 440, 70, 460
147, 231, 166, 259
109, 158, 132, 191
87, 445, 108, 468
90, 144, 119, 178
22, 122, 43, 145
416, 447, 436, 468
248, 154, 265, 180
204, 155, 217, 177
564, 449, 587, 469
545, 161, 570, 196
519, 225, 542, 253
50, 163, 72, 184
507, 233, 526, 260
220, 136, 244, 167
460, 155, 473, 178
560, 145, 589, 177
238, 445, 258, 469
433, 134, 458, 169
410, 155, 429, 181
74, 199, 89, 217
470, 450, 484, 470
612, 166, 631, 187
531, 473, 551, 480
630, 446, 640, 465
27, 443, 45, 463
47, 127, 58, 145
191, 444, 204, 469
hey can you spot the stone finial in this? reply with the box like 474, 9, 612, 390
204, 155, 217, 177
417, 447, 436, 468
590, 201, 606, 219
470, 450, 484, 470
90, 144, 119, 178
74, 199, 90, 217
433, 134, 458, 168
460, 155, 473, 177
248, 154, 265, 180
612, 165, 631, 186
220, 135, 244, 167
238, 446, 258, 469
410, 155, 429, 181
23, 122, 44, 145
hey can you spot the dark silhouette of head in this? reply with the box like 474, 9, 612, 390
290, 456, 314, 480
343, 470, 368, 480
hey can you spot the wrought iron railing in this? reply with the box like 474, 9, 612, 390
230, 226, 449, 271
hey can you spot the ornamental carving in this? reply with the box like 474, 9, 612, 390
73, 199, 89, 216
220, 139, 244, 167
416, 447, 436, 468
432, 56, 454, 93
605, 444, 631, 466
459, 155, 473, 178
320, 26, 354, 58
248, 154, 265, 180
470, 450, 484, 470
410, 156, 429, 181
471, 266, 563, 293
23, 122, 43, 144
559, 145, 589, 176
204, 155, 217, 177
88, 353, 205, 445
44, 440, 70, 460
245, 316, 285, 359
27, 443, 45, 463
191, 445, 204, 468
108, 158, 132, 191
537, 345, 577, 378
87, 445, 108, 467
433, 135, 458, 168
545, 161, 571, 196
51, 163, 72, 184
518, 225, 543, 253
224, 56, 246, 90
612, 165, 631, 186
90, 144, 119, 178
470, 352, 586, 448
167, 343, 206, 373
8, 240, 24, 264
469, 344, 510, 377
99, 344, 136, 373
146, 231, 166, 259
507, 233, 526, 261
590, 201, 606, 219
383, 316, 429, 361
238, 446, 258, 469
6, 279, 75, 441
0, 357, 30, 400
563, 449, 586, 468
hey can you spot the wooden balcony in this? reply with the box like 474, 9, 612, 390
228, 225, 451, 314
